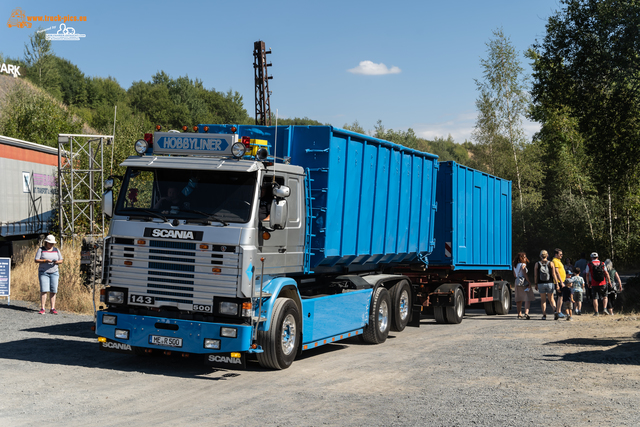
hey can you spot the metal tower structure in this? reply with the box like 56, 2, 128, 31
253, 40, 273, 126
57, 133, 113, 247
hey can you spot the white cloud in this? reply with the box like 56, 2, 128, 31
413, 113, 541, 143
347, 60, 401, 75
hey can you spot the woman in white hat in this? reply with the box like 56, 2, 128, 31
34, 235, 64, 314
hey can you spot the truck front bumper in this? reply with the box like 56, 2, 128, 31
95, 311, 253, 355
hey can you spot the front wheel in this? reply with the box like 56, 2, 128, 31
257, 298, 300, 370
390, 280, 412, 332
363, 287, 391, 344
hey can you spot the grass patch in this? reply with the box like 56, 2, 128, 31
8, 239, 102, 315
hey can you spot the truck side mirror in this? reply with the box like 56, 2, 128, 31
272, 185, 290, 198
103, 190, 113, 218
269, 199, 288, 230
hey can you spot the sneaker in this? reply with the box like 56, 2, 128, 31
557, 312, 566, 318
38, 309, 45, 315
541, 315, 547, 320
594, 312, 599, 317
577, 310, 582, 315
554, 313, 559, 320
603, 310, 610, 316
566, 316, 574, 321
50, 309, 58, 315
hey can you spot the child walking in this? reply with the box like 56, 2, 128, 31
562, 279, 575, 321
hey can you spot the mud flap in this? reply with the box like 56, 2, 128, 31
408, 304, 422, 327
204, 353, 247, 369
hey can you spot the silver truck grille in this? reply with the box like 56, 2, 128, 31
108, 237, 239, 307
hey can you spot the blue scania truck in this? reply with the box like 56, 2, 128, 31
95, 125, 512, 369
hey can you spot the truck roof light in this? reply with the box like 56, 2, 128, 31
134, 139, 148, 155
182, 125, 188, 132
230, 126, 237, 133
242, 136, 251, 148
203, 126, 209, 132
231, 142, 246, 158
193, 126, 198, 132
156, 125, 162, 131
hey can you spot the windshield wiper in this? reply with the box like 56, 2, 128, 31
133, 209, 170, 223
181, 209, 229, 226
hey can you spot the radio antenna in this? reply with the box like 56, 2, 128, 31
272, 109, 278, 183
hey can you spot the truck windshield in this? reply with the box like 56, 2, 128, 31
115, 168, 257, 223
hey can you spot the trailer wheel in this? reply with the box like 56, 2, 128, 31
494, 283, 511, 315
446, 288, 464, 324
257, 298, 300, 370
434, 306, 448, 323
362, 287, 391, 344
390, 280, 412, 332
484, 301, 497, 315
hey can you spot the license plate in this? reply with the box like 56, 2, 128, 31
149, 335, 183, 348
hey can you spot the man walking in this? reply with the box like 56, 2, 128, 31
552, 248, 567, 320
585, 252, 611, 316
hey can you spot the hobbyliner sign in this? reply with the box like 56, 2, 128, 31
153, 132, 236, 156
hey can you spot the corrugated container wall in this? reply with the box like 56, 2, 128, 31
204, 125, 439, 271
428, 161, 512, 271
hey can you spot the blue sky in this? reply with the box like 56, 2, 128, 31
1, 0, 562, 143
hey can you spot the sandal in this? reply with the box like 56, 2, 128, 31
524, 314, 531, 320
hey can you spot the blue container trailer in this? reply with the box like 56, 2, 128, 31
95, 126, 512, 370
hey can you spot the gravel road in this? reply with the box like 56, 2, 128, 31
1, 295, 639, 427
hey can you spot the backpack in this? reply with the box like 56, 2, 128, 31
538, 261, 551, 282
590, 261, 605, 282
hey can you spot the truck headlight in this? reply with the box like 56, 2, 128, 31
102, 315, 117, 325
115, 329, 129, 340
218, 301, 238, 316
220, 327, 237, 338
231, 142, 246, 158
204, 339, 221, 349
134, 139, 148, 155
108, 291, 125, 304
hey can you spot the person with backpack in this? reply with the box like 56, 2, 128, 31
552, 248, 568, 320
34, 235, 64, 315
604, 259, 623, 315
513, 252, 534, 319
585, 252, 610, 316
534, 250, 558, 320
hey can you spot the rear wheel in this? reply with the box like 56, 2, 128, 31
257, 298, 300, 370
434, 306, 448, 323
446, 288, 464, 324
390, 280, 412, 332
363, 287, 391, 344
484, 301, 497, 315
494, 283, 511, 315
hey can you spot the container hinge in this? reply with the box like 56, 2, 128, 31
308, 168, 328, 173
319, 228, 326, 233
305, 148, 330, 153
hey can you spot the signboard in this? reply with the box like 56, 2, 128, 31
153, 132, 237, 156
0, 257, 10, 304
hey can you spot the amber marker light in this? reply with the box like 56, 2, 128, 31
199, 244, 209, 250
262, 231, 271, 240
193, 125, 198, 132
203, 126, 209, 132
212, 268, 221, 273
182, 125, 188, 132
156, 125, 162, 131
98, 337, 107, 343
230, 352, 241, 358
124, 261, 133, 266
137, 239, 146, 245
230, 126, 237, 133
251, 343, 257, 349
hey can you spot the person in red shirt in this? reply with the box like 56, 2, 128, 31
585, 252, 611, 316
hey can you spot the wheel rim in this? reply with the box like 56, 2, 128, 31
503, 288, 509, 311
378, 300, 389, 332
456, 292, 463, 318
281, 314, 296, 356
399, 289, 410, 321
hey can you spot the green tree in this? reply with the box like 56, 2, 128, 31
23, 29, 60, 98
530, 0, 640, 262
473, 28, 533, 236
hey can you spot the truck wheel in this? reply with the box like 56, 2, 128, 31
484, 301, 497, 315
446, 288, 464, 324
390, 280, 412, 332
434, 306, 447, 323
362, 287, 391, 344
257, 298, 300, 370
494, 283, 511, 315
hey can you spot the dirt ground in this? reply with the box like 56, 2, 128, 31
1, 293, 639, 427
